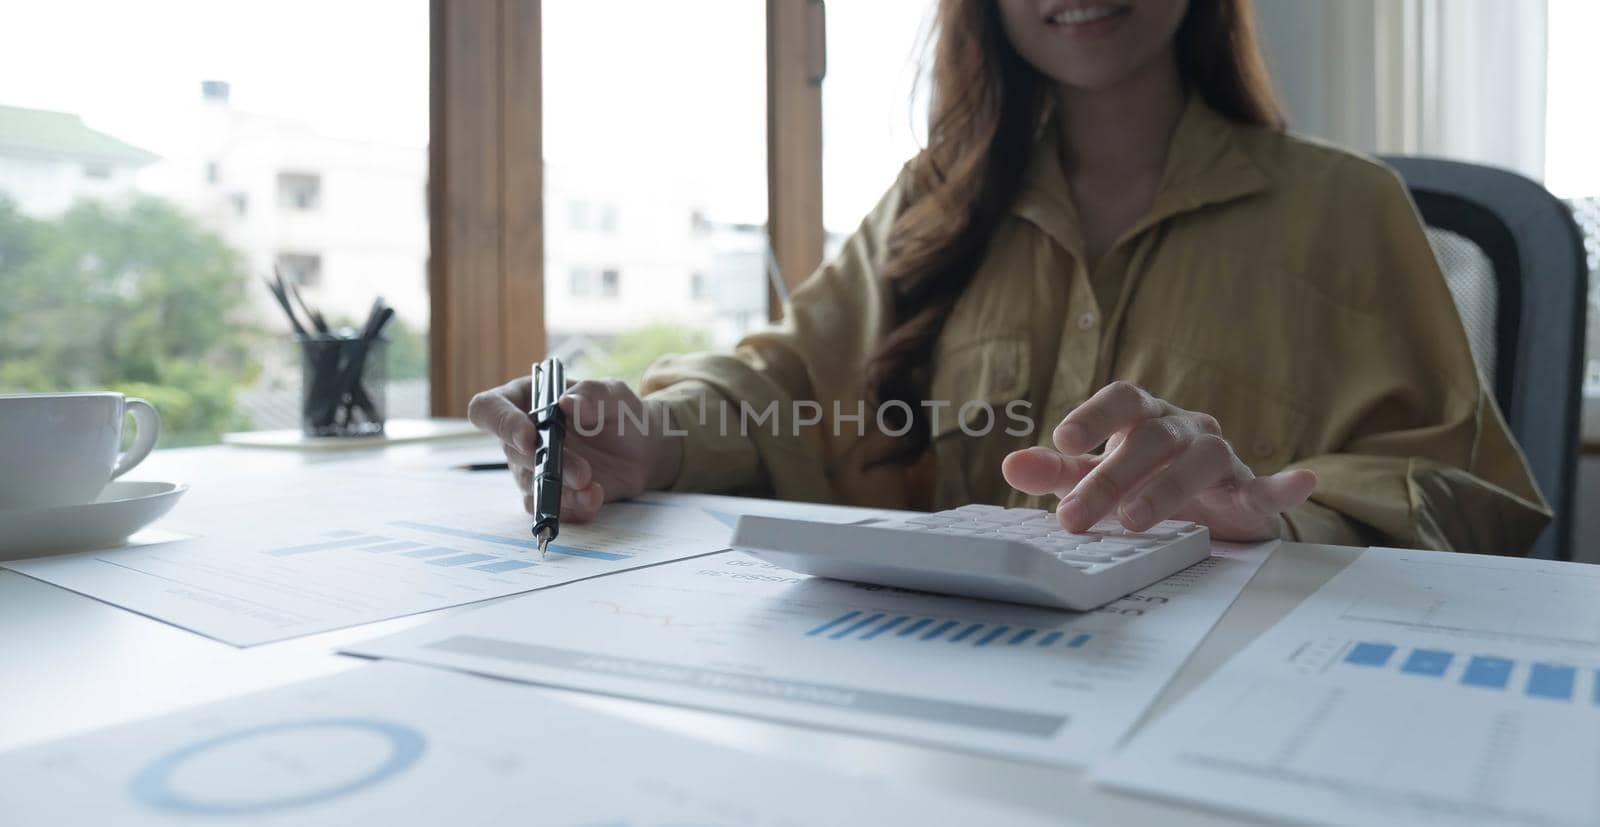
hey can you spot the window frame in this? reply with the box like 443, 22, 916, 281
428, 0, 824, 415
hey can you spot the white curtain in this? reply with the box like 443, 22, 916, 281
1254, 0, 1548, 182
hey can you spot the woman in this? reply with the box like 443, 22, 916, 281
472, 0, 1550, 553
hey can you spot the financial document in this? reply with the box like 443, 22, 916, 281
0, 661, 1062, 826
1095, 547, 1600, 827
349, 542, 1273, 767
2, 493, 738, 647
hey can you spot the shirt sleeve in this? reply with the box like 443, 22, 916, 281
638, 169, 910, 503
1278, 163, 1551, 554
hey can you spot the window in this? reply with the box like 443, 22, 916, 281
543, 1, 765, 387
276, 252, 323, 288
0, 0, 429, 446
569, 266, 596, 297
1545, 0, 1600, 427
822, 0, 932, 250
277, 171, 321, 210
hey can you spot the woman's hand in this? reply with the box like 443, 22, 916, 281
1001, 382, 1316, 542
467, 377, 683, 523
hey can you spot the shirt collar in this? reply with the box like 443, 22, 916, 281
1010, 94, 1272, 261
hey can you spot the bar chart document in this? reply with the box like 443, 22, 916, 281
348, 541, 1274, 767
1094, 547, 1600, 827
2, 494, 740, 646
0, 662, 1062, 827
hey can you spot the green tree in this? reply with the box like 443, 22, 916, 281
0, 195, 261, 445
579, 323, 713, 389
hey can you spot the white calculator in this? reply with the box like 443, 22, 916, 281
730, 503, 1212, 611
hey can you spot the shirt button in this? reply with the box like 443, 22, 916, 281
1076, 312, 1098, 330
1251, 438, 1275, 459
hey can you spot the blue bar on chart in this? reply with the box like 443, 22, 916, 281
391, 522, 632, 562
1401, 649, 1454, 677
1345, 642, 1397, 667
806, 611, 860, 637
1037, 631, 1063, 647
360, 540, 425, 553
897, 618, 934, 638
950, 623, 985, 643
263, 536, 388, 557
975, 626, 1012, 647
472, 560, 538, 573
1526, 663, 1577, 701
1066, 633, 1092, 649
921, 620, 960, 641
861, 616, 909, 640
1461, 656, 1514, 689
830, 613, 885, 640
1008, 629, 1036, 646
403, 547, 461, 559
427, 553, 499, 567
1594, 671, 1600, 707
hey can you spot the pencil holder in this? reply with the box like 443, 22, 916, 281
298, 335, 388, 437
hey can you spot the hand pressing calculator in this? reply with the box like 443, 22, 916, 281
730, 504, 1211, 611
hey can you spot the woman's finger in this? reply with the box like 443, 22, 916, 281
560, 481, 606, 523
562, 448, 594, 490
1234, 468, 1318, 517
1117, 433, 1235, 530
1059, 415, 1203, 531
468, 383, 539, 454
1001, 447, 1099, 497
1052, 381, 1178, 455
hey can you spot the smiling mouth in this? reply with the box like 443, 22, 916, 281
1046, 3, 1133, 26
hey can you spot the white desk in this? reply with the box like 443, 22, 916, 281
0, 439, 1362, 825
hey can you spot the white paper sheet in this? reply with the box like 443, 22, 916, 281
1094, 547, 1600, 827
2, 494, 739, 647
0, 661, 1063, 827
347, 541, 1274, 767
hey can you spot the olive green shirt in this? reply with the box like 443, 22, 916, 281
641, 96, 1551, 554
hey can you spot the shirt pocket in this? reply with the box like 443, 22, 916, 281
928, 336, 1033, 506
1160, 359, 1310, 475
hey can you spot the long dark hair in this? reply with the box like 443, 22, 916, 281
864, 0, 1284, 463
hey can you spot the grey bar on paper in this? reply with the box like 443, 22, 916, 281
424, 635, 1067, 737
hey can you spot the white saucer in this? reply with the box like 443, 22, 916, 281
0, 481, 187, 561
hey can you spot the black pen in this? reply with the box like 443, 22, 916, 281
530, 358, 565, 559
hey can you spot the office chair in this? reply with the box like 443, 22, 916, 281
1381, 156, 1587, 561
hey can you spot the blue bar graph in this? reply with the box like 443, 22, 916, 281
898, 618, 934, 638
861, 616, 909, 640
949, 623, 984, 643
392, 521, 630, 561
975, 626, 1011, 647
1461, 656, 1513, 689
403, 547, 462, 559
806, 611, 861, 637
830, 613, 885, 640
472, 560, 537, 573
427, 553, 498, 567
263, 536, 388, 557
1401, 649, 1453, 676
1527, 664, 1577, 700
801, 611, 1097, 652
1594, 671, 1600, 707
360, 540, 425, 553
1345, 642, 1397, 667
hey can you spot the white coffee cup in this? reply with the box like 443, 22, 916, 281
0, 392, 161, 512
